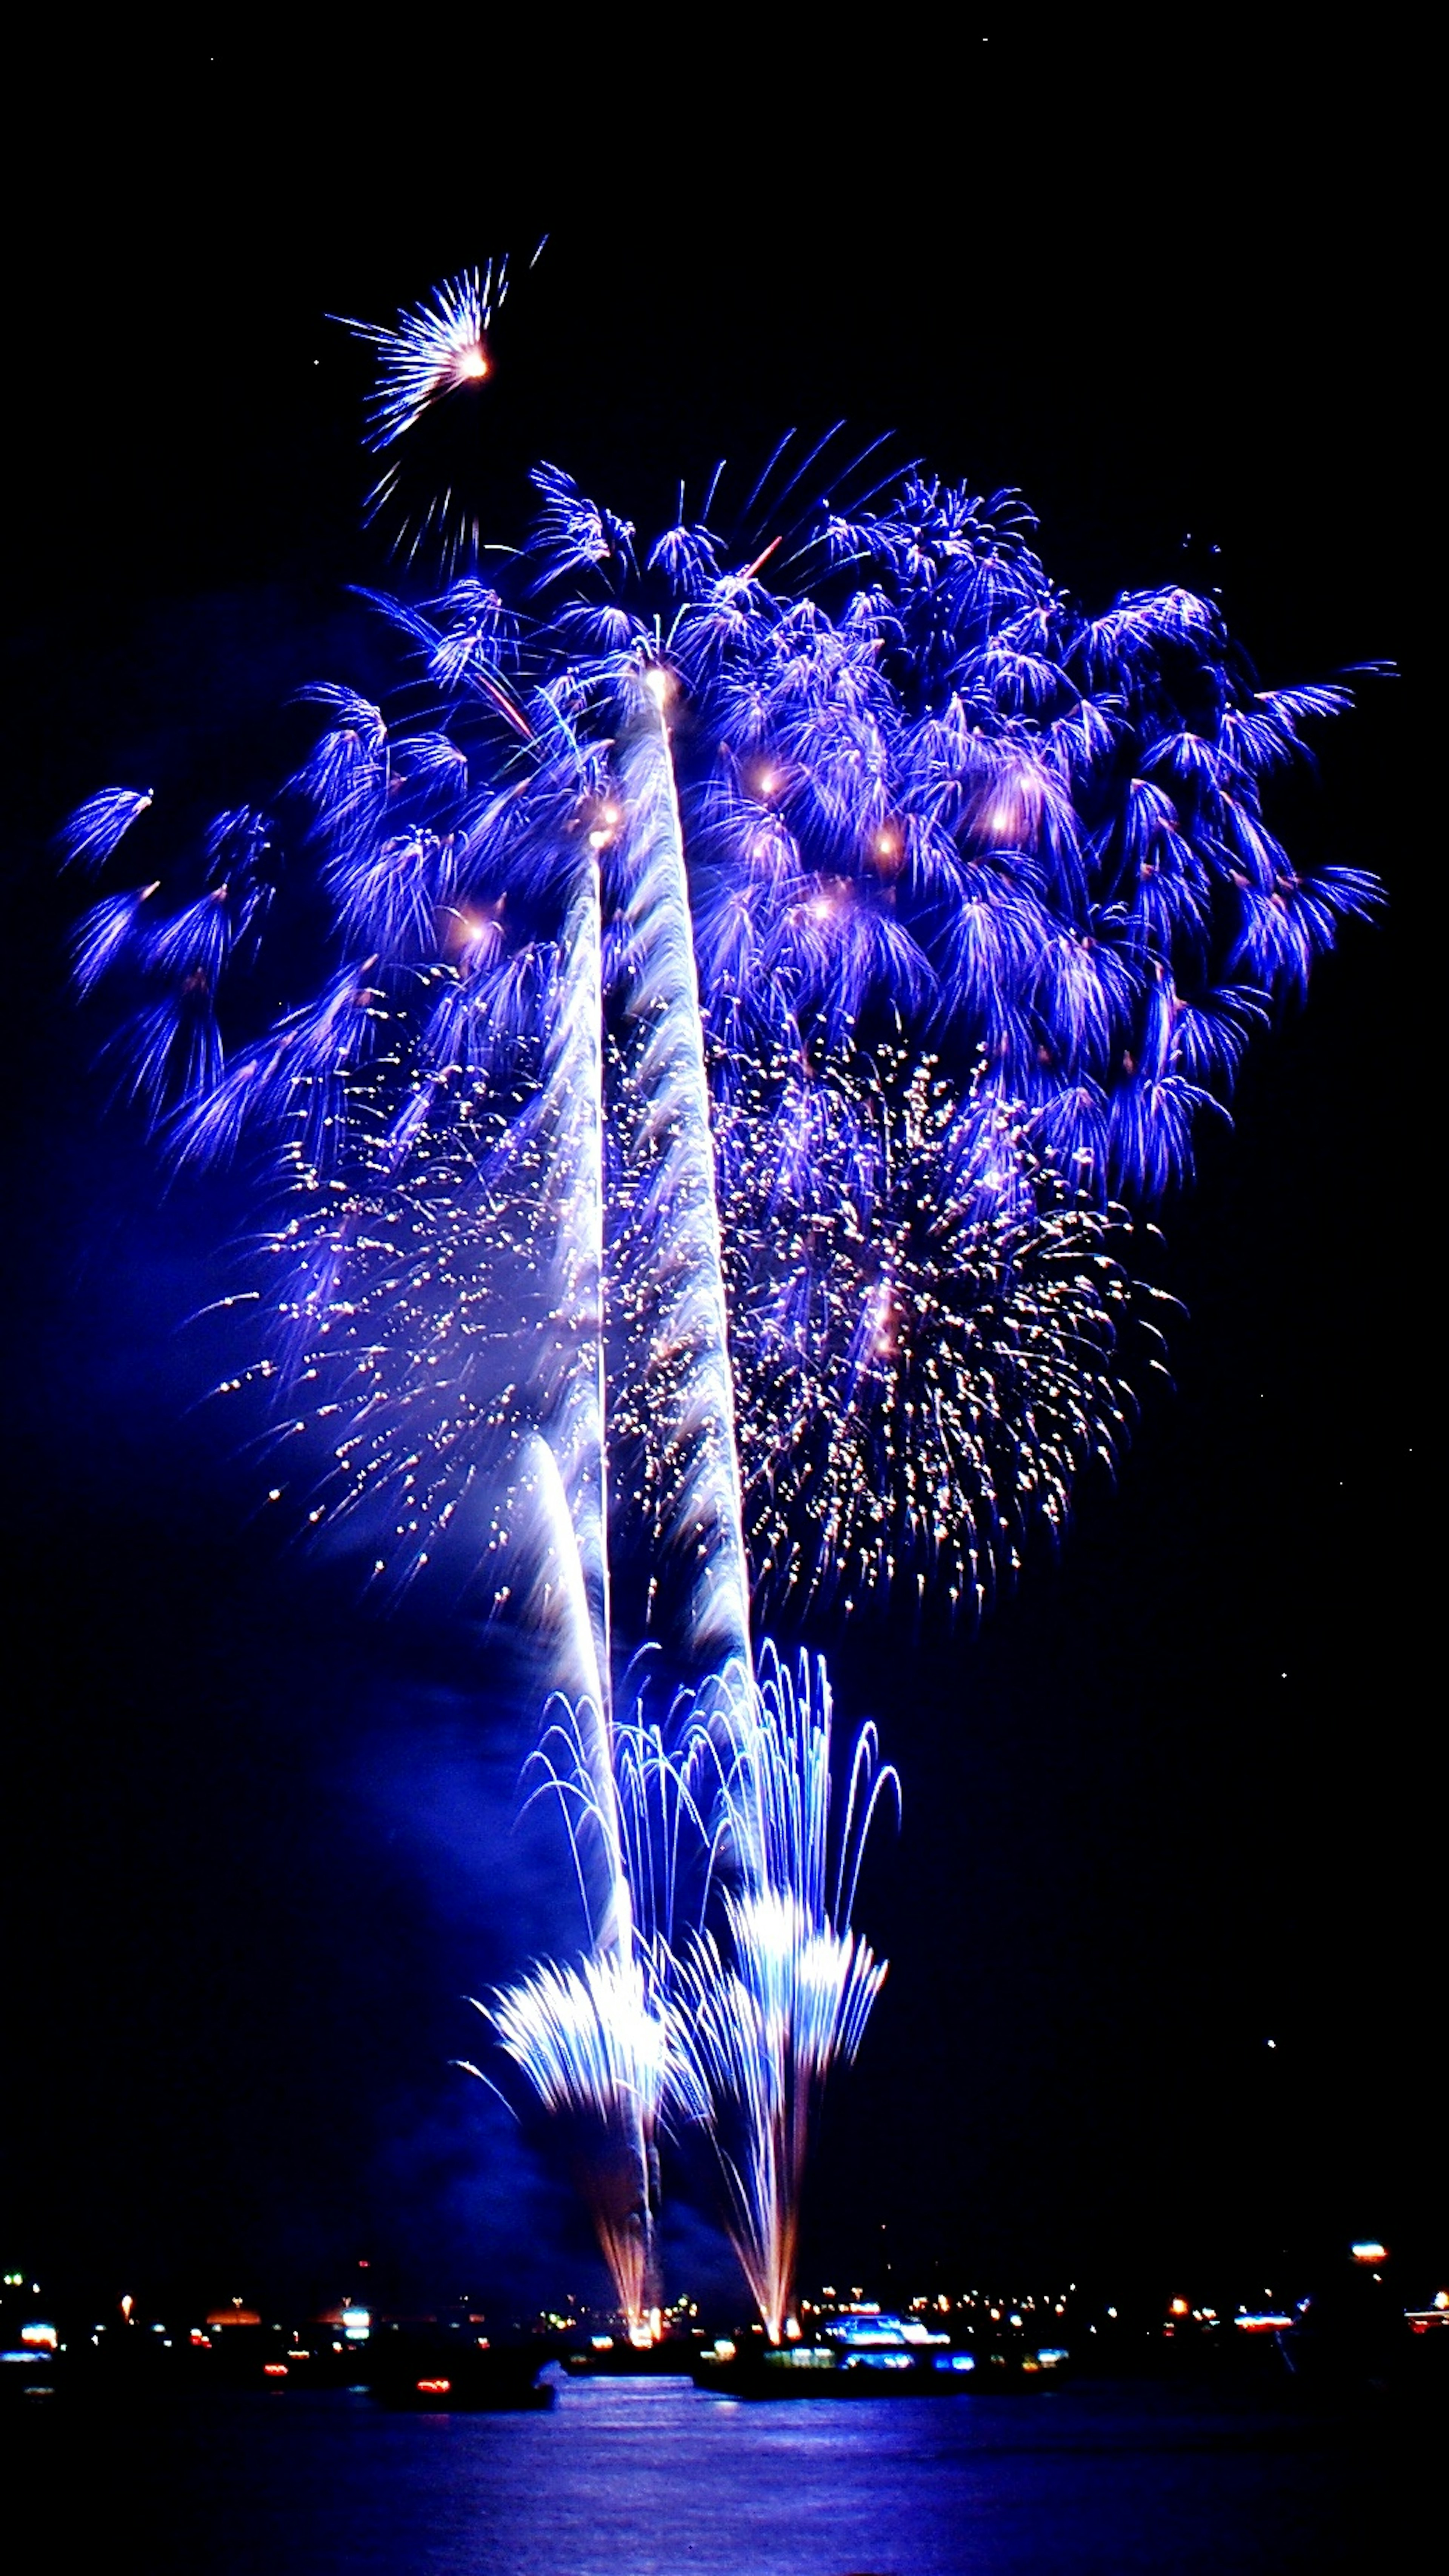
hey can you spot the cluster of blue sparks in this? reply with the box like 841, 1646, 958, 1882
61, 268, 1378, 2336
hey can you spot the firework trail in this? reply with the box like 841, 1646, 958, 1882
471, 668, 763, 2317
606, 681, 752, 1674
668, 1647, 898, 2342
531, 853, 619, 1909
480, 830, 673, 2322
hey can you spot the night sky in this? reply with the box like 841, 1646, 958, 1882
2, 42, 1428, 2322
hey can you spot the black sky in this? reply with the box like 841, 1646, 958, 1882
1, 40, 1431, 2319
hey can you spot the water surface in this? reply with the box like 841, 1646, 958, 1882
11, 2370, 1408, 2571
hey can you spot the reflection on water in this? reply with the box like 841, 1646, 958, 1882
14, 2368, 1398, 2573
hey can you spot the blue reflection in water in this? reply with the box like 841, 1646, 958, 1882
26, 2371, 1386, 2573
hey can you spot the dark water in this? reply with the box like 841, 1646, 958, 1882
9, 2372, 1420, 2572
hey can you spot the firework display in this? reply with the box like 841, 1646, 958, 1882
62, 270, 1376, 2336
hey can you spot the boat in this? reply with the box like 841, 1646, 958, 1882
369, 2324, 553, 2410
560, 2331, 708, 2378
692, 2312, 978, 2398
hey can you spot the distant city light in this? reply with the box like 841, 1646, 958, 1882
341, 2305, 371, 2340
1350, 2242, 1388, 2266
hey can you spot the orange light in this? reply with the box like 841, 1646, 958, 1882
264, 2362, 288, 2377
416, 2376, 451, 2394
1169, 2297, 1190, 2317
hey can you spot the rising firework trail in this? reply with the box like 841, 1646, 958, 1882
608, 674, 752, 1675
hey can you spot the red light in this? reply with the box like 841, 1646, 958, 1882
263, 2362, 288, 2377
416, 2376, 451, 2394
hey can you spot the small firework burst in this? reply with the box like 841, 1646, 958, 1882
338, 263, 508, 450
335, 247, 547, 568
712, 1036, 1154, 1624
